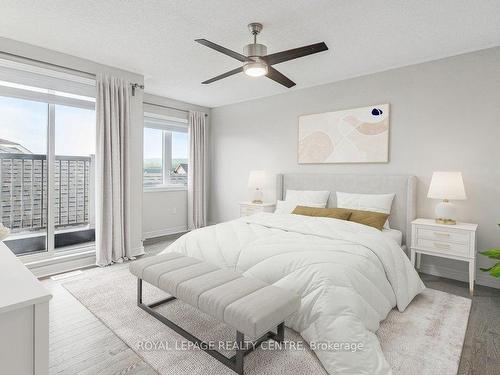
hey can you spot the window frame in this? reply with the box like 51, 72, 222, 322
143, 112, 188, 192
0, 60, 96, 263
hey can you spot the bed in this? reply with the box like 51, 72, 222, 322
161, 174, 424, 375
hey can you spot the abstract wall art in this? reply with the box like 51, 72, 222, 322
298, 103, 389, 163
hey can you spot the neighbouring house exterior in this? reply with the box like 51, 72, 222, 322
174, 163, 188, 175
0, 138, 32, 154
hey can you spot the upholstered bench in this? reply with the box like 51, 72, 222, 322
129, 252, 300, 375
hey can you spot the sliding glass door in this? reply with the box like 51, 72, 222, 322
0, 96, 49, 255
0, 59, 96, 258
53, 104, 96, 251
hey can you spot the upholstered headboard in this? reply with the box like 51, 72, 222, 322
276, 173, 417, 248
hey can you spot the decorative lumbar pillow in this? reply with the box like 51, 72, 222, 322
275, 200, 324, 214
347, 209, 390, 231
285, 190, 330, 208
336, 192, 395, 229
292, 206, 352, 220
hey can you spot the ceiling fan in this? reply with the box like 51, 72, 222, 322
195, 23, 328, 88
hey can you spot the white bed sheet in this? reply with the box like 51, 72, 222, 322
162, 213, 424, 374
382, 228, 403, 247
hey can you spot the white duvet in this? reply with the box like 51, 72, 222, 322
161, 213, 425, 374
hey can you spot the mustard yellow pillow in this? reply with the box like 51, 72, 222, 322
348, 209, 389, 231
292, 206, 388, 230
292, 206, 352, 220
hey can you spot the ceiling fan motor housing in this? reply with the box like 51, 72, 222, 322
244, 43, 267, 58
196, 20, 326, 87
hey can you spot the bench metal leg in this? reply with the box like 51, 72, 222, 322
137, 278, 142, 304
136, 278, 285, 375
137, 278, 176, 307
276, 322, 285, 343
235, 331, 245, 375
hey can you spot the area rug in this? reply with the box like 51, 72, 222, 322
62, 264, 471, 375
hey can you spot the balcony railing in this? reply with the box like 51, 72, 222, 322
0, 153, 94, 233
143, 171, 187, 187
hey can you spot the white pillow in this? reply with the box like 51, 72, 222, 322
274, 200, 324, 214
285, 190, 330, 207
336, 191, 395, 229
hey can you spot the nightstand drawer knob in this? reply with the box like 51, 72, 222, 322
433, 242, 450, 249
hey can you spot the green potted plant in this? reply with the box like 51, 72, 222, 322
480, 224, 500, 277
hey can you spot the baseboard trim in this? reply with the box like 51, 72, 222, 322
476, 273, 500, 289
27, 250, 96, 278
419, 263, 500, 289
143, 226, 188, 240
132, 244, 145, 257
419, 263, 468, 282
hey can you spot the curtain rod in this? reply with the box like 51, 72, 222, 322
1, 50, 144, 93
1, 50, 206, 115
144, 101, 208, 117
0, 50, 96, 78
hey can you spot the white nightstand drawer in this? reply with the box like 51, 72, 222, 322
240, 202, 276, 217
240, 207, 258, 216
416, 238, 470, 257
416, 227, 470, 244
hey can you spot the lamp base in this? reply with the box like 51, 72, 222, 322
434, 200, 457, 225
435, 218, 457, 225
252, 188, 263, 205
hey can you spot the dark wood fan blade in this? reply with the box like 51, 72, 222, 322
202, 66, 244, 84
195, 39, 248, 62
266, 67, 295, 88
262, 42, 328, 66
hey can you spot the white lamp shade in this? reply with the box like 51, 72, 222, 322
427, 172, 466, 200
248, 170, 265, 189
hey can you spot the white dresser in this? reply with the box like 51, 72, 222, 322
0, 242, 52, 375
410, 218, 478, 294
240, 202, 276, 217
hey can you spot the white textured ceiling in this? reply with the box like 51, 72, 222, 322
0, 0, 499, 107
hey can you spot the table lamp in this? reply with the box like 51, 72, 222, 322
427, 171, 466, 225
248, 170, 265, 204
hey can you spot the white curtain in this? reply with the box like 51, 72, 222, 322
95, 74, 132, 266
188, 111, 208, 229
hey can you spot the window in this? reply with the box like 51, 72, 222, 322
0, 58, 96, 257
143, 115, 188, 189
143, 127, 164, 186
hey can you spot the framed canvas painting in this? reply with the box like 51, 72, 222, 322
298, 103, 389, 163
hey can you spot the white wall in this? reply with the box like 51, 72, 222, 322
142, 93, 210, 239
143, 190, 188, 238
210, 46, 500, 289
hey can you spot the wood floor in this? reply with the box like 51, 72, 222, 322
42, 236, 500, 375
421, 273, 500, 375
46, 282, 156, 375
43, 237, 171, 375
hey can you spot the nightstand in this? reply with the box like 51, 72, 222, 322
240, 202, 276, 217
411, 218, 478, 294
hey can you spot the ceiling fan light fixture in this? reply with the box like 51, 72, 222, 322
243, 60, 268, 77
196, 22, 327, 87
